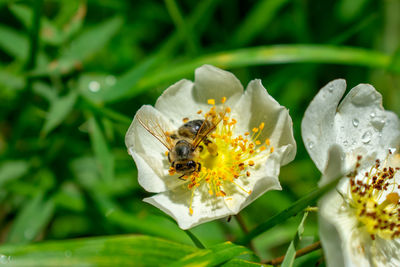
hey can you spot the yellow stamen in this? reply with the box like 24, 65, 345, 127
177, 104, 273, 215
207, 99, 215, 105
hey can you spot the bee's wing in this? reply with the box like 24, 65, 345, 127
135, 108, 174, 151
192, 108, 226, 148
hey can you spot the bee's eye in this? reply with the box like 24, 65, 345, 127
187, 161, 196, 168
175, 163, 183, 170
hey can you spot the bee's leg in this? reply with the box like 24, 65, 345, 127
178, 174, 186, 180
198, 145, 204, 152
204, 138, 218, 156
197, 162, 201, 172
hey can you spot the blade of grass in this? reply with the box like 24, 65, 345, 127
87, 115, 114, 182
0, 25, 29, 60
80, 0, 220, 103
184, 230, 205, 249
0, 235, 198, 266
107, 44, 392, 102
236, 173, 342, 245
89, 190, 190, 244
41, 90, 78, 136
25, 0, 42, 70
164, 0, 197, 54
7, 192, 55, 244
281, 211, 309, 267
232, 0, 290, 46
169, 242, 253, 267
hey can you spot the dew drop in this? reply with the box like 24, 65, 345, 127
343, 140, 348, 146
361, 131, 372, 144
64, 250, 72, 258
105, 208, 115, 217
328, 84, 334, 92
24, 229, 34, 239
352, 118, 359, 127
370, 112, 376, 118
308, 141, 314, 149
371, 119, 385, 131
105, 75, 116, 86
89, 81, 101, 92
0, 255, 9, 264
339, 204, 347, 213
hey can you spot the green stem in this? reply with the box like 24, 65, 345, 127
236, 176, 341, 245
184, 230, 205, 249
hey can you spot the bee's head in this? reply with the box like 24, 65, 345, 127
173, 160, 198, 174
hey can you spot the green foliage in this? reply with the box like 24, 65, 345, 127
0, 0, 399, 265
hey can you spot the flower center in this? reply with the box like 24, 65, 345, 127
172, 97, 274, 215
347, 153, 400, 240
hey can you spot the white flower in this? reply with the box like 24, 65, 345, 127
125, 65, 296, 229
302, 79, 400, 267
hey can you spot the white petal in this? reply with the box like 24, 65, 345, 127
335, 83, 400, 160
125, 105, 185, 192
154, 79, 201, 127
194, 64, 243, 107
223, 148, 284, 214
155, 65, 245, 126
319, 144, 345, 186
301, 79, 347, 172
319, 191, 370, 267
232, 79, 296, 165
372, 239, 400, 267
144, 184, 232, 229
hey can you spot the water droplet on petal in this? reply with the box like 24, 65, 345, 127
89, 81, 101, 92
370, 112, 376, 118
339, 204, 347, 213
371, 119, 385, 131
343, 140, 348, 146
361, 131, 372, 144
328, 85, 334, 92
352, 118, 359, 127
308, 141, 314, 149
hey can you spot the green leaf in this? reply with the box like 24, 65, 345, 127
7, 193, 55, 244
97, 45, 392, 103
89, 191, 190, 244
0, 235, 198, 266
223, 258, 269, 267
0, 68, 25, 90
0, 24, 28, 60
41, 90, 78, 136
87, 116, 114, 182
61, 16, 123, 62
281, 211, 309, 267
9, 3, 64, 46
169, 242, 254, 267
0, 160, 29, 187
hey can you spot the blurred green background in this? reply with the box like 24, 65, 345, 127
0, 0, 399, 266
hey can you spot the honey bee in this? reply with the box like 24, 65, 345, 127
135, 108, 224, 178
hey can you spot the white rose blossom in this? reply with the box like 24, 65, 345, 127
302, 79, 400, 267
125, 65, 296, 229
